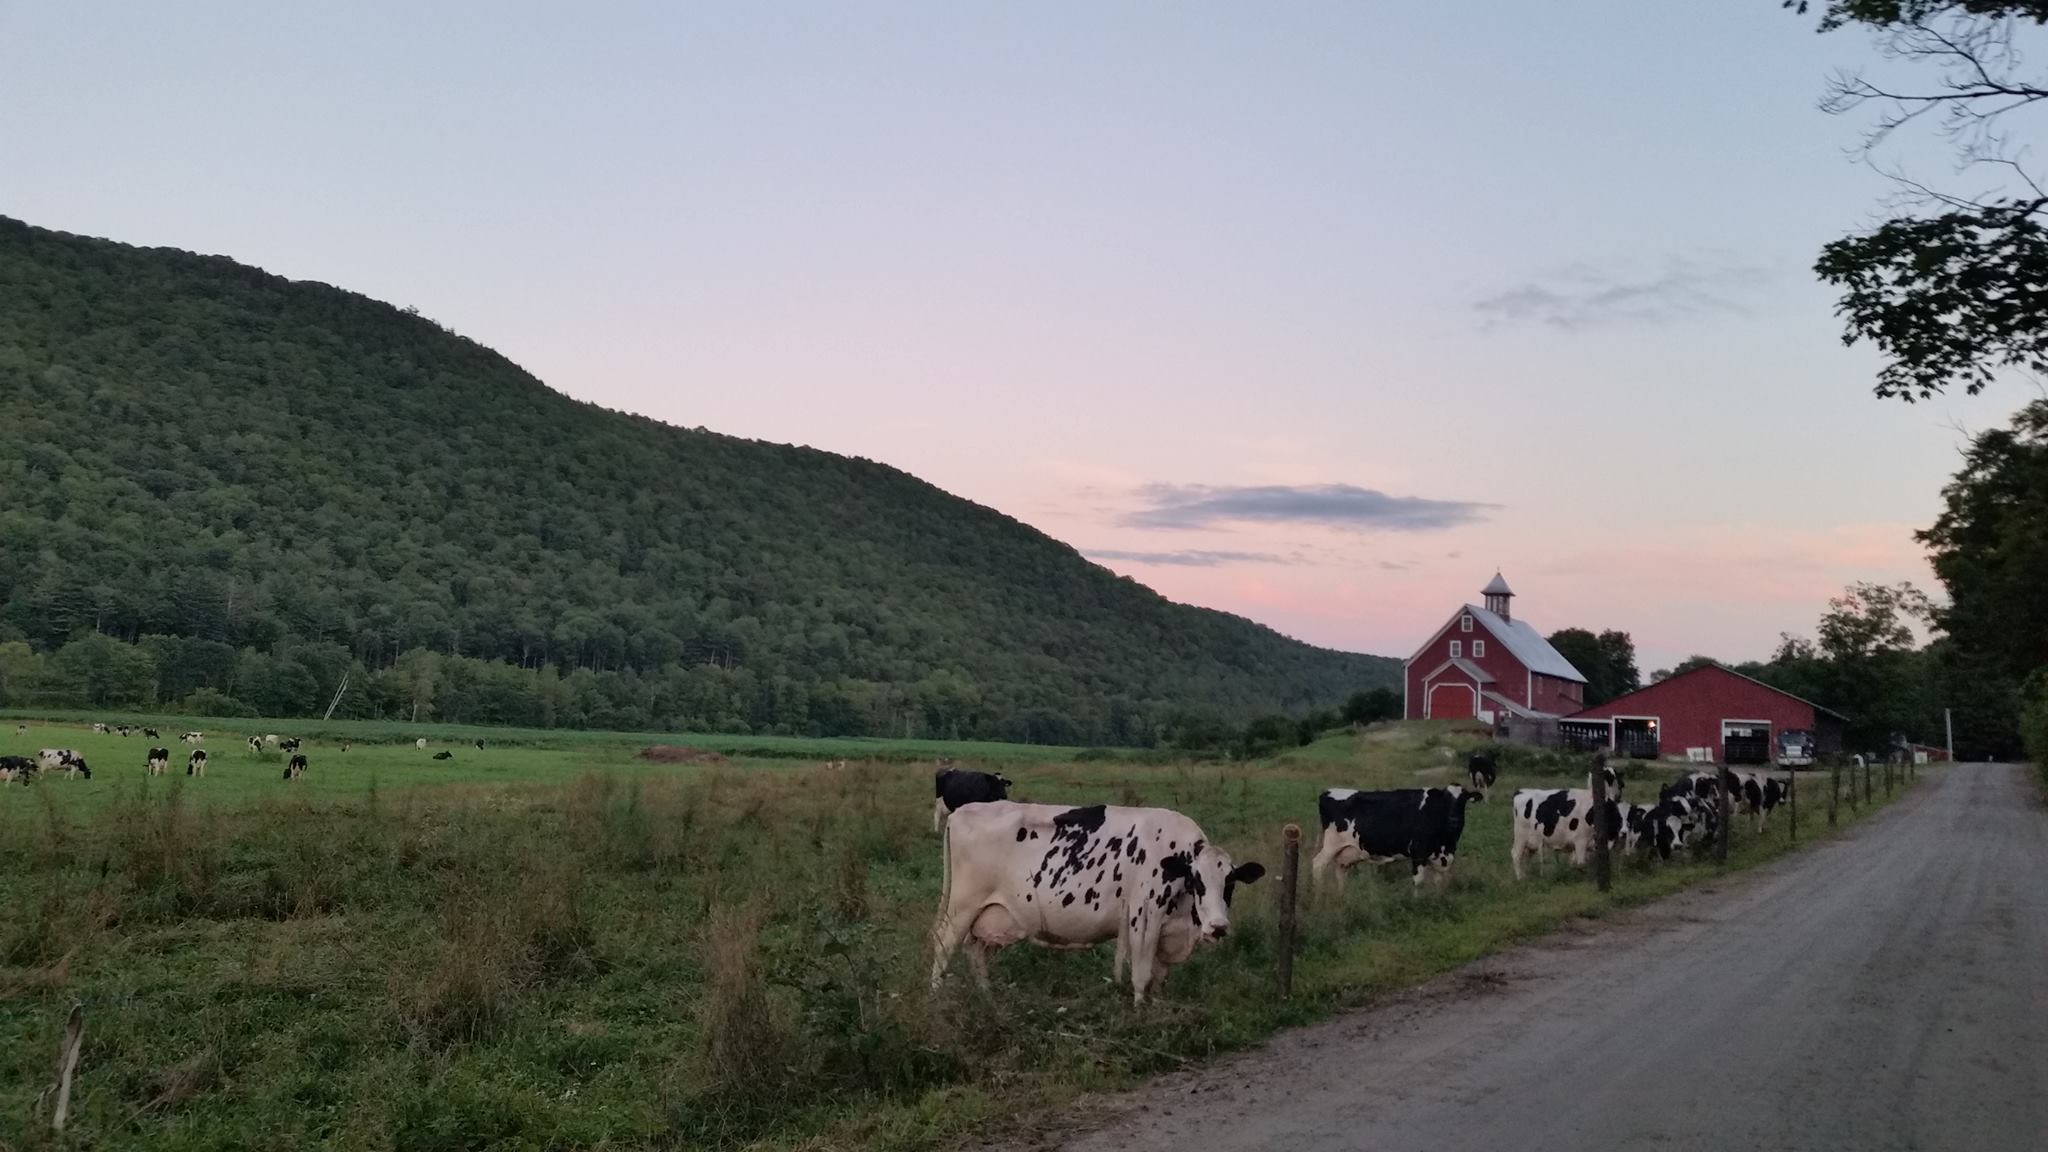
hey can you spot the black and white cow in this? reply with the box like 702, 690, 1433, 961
13, 723, 28, 736
0, 754, 38, 783
187, 749, 207, 777
247, 736, 264, 754
38, 748, 89, 778
91, 722, 109, 734
142, 727, 159, 739
1466, 750, 1499, 797
932, 766, 1013, 831
280, 737, 301, 754
116, 724, 133, 737
146, 747, 170, 776
283, 753, 307, 780
1619, 801, 1686, 860
415, 738, 428, 751
180, 731, 203, 745
1311, 786, 1480, 893
1510, 787, 1621, 879
432, 750, 453, 760
930, 801, 1263, 1005
1589, 762, 1625, 801
474, 739, 485, 751
1729, 770, 1788, 833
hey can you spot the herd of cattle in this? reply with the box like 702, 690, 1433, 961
0, 724, 484, 784
927, 752, 1793, 1004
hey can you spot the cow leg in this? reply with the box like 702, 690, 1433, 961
932, 797, 947, 834
1408, 859, 1426, 897
1127, 910, 1157, 1006
965, 941, 994, 990
929, 904, 973, 989
1309, 831, 1345, 889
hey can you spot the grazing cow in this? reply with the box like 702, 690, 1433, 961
1589, 762, 1625, 800
932, 767, 1013, 831
0, 754, 36, 782
416, 738, 428, 751
187, 749, 207, 777
280, 738, 301, 754
146, 747, 170, 776
1729, 770, 1788, 833
1660, 793, 1718, 849
341, 741, 352, 752
116, 724, 133, 737
1311, 786, 1479, 893
38, 748, 85, 774
930, 801, 1264, 1005
283, 754, 307, 780
91, 722, 109, 733
13, 723, 27, 736
264, 734, 279, 745
474, 739, 485, 750
1619, 801, 1686, 860
1511, 788, 1623, 879
180, 731, 203, 744
1466, 750, 1499, 797
142, 727, 159, 739
432, 750, 453, 760
247, 736, 264, 754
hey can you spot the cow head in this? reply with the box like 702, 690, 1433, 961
1159, 843, 1265, 943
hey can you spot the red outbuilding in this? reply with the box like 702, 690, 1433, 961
1404, 574, 1588, 722
1562, 662, 1846, 764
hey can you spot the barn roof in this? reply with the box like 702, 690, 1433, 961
1482, 572, 1513, 597
1421, 656, 1495, 684
1572, 661, 1848, 721
1467, 605, 1586, 683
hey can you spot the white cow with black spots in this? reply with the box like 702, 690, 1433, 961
930, 801, 1264, 1005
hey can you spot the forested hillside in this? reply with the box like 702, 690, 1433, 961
0, 217, 1394, 742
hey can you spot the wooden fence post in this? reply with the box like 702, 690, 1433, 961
1828, 759, 1839, 828
1591, 765, 1611, 893
1863, 756, 1872, 805
1716, 765, 1733, 863
1277, 823, 1301, 1000
1788, 767, 1797, 844
52, 1002, 83, 1132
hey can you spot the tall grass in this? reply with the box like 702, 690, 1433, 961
0, 739, 1912, 1151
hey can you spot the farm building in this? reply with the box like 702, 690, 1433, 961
1561, 662, 1845, 764
1404, 573, 1588, 722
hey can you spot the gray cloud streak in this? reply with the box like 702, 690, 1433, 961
1472, 258, 1766, 330
1124, 483, 1494, 532
1085, 548, 1292, 568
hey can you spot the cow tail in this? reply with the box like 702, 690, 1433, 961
932, 812, 958, 954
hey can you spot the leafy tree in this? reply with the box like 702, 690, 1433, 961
1340, 686, 1402, 726
1793, 1, 2048, 398
1546, 628, 1642, 706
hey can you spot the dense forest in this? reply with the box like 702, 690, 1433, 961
0, 216, 1396, 742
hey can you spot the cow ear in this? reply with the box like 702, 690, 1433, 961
1228, 862, 1266, 886
1159, 854, 1192, 883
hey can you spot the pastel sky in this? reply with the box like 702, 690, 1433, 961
3, 2, 2030, 669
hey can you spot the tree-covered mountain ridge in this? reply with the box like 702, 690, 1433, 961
0, 215, 1396, 742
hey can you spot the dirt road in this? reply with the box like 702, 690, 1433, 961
1022, 764, 2048, 1152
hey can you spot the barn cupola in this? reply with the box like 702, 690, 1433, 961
1482, 572, 1514, 621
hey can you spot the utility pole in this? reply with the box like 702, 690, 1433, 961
1945, 708, 1955, 763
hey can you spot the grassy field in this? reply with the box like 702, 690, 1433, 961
0, 718, 1906, 1151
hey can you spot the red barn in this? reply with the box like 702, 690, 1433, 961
1562, 663, 1846, 764
1404, 574, 1587, 722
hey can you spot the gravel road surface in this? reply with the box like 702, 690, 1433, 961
1012, 764, 2048, 1152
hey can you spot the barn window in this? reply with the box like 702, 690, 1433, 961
1471, 640, 1486, 658
1449, 640, 1462, 658
1461, 614, 1473, 632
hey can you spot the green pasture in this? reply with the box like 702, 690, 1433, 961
0, 718, 1906, 1151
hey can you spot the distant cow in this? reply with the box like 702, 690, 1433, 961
283, 754, 307, 780
146, 747, 170, 776
433, 750, 453, 760
280, 738, 301, 754
1466, 750, 1499, 796
933, 767, 1013, 831
1510, 788, 1621, 879
38, 748, 87, 777
474, 739, 485, 750
142, 727, 159, 739
13, 723, 27, 736
187, 749, 207, 777
1312, 786, 1480, 893
91, 722, 109, 733
416, 738, 428, 751
247, 736, 264, 754
264, 734, 279, 745
931, 801, 1263, 1004
180, 731, 203, 744
341, 741, 352, 752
